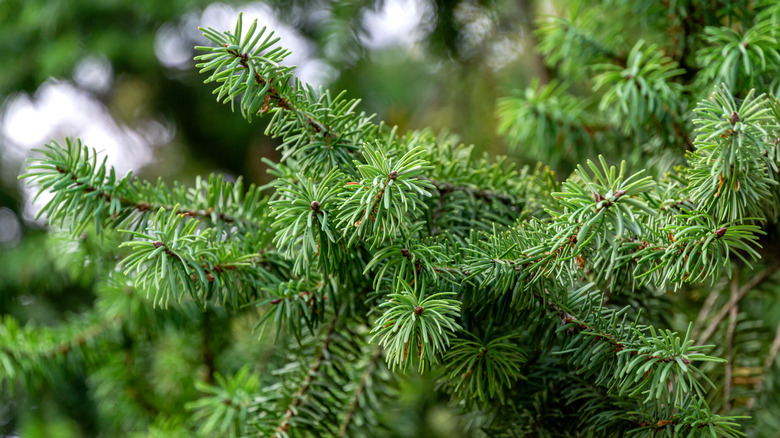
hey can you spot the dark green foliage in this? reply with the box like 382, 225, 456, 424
7, 1, 780, 437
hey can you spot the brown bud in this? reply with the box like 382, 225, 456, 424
388, 170, 398, 180
310, 200, 320, 211
594, 192, 605, 202
414, 306, 424, 316
613, 189, 626, 200
400, 248, 411, 258
153, 241, 164, 249
270, 298, 283, 305
715, 227, 728, 238
730, 111, 740, 125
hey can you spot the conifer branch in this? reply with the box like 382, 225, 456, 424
51, 163, 254, 228
275, 316, 339, 436
0, 312, 124, 390
15, 8, 780, 436
0, 316, 120, 362
766, 324, 780, 372
23, 139, 269, 238
337, 346, 384, 437
224, 46, 339, 142
722, 275, 739, 411
430, 179, 519, 205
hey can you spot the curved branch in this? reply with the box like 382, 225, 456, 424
698, 262, 780, 345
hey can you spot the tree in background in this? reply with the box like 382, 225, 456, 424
4, 0, 780, 437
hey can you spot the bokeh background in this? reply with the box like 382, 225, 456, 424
0, 1, 550, 436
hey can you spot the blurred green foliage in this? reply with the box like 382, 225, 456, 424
11, 1, 780, 436
0, 1, 545, 436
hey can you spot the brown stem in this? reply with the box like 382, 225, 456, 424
764, 324, 780, 372
691, 280, 726, 339
53, 165, 257, 229
354, 175, 393, 227
227, 48, 338, 142
151, 240, 244, 280
430, 179, 519, 206
0, 315, 122, 361
433, 263, 691, 365
662, 0, 705, 84
430, 195, 445, 237
745, 321, 780, 410
698, 262, 780, 345
722, 275, 739, 412
337, 346, 384, 437
275, 316, 339, 435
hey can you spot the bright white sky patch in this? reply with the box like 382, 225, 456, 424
1, 81, 170, 172
0, 81, 174, 223
1, 0, 441, 225
157, 2, 336, 86
73, 55, 113, 93
0, 207, 22, 246
361, 0, 435, 50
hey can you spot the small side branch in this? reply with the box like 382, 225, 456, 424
53, 165, 258, 229
722, 275, 739, 412
698, 262, 780, 345
227, 48, 339, 142
430, 179, 519, 206
275, 316, 339, 435
337, 346, 384, 437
